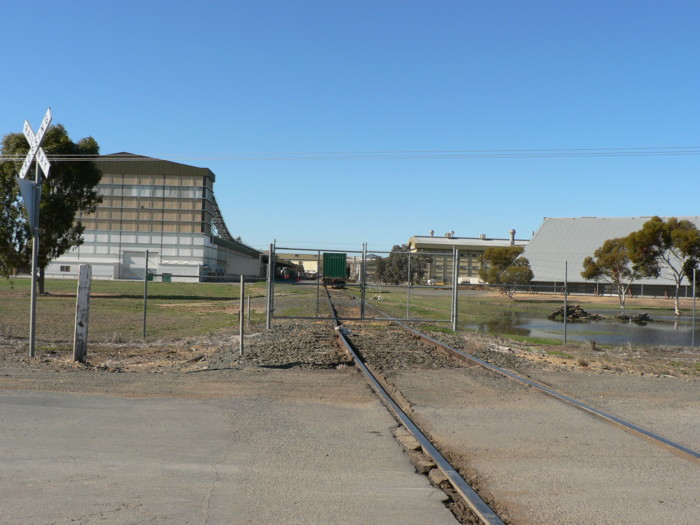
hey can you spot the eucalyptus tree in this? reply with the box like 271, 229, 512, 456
0, 124, 102, 291
581, 238, 640, 308
479, 246, 533, 298
626, 216, 700, 315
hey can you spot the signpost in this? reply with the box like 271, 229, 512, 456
16, 108, 52, 357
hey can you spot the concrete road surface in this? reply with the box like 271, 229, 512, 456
0, 369, 457, 524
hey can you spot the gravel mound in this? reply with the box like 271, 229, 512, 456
208, 322, 352, 370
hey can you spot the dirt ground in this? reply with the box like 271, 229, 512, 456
2, 319, 697, 525
0, 314, 697, 382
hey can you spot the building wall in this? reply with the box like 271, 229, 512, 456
45, 154, 260, 281
408, 232, 528, 284
523, 216, 700, 286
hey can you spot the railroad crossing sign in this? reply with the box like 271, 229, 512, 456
16, 177, 41, 231
16, 107, 53, 359
19, 107, 52, 180
15, 108, 52, 232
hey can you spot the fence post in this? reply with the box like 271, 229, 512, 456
361, 243, 367, 321
239, 275, 245, 357
692, 267, 696, 348
406, 252, 411, 319
266, 243, 274, 330
563, 261, 568, 345
316, 250, 321, 318
73, 264, 92, 363
143, 249, 149, 341
451, 247, 459, 331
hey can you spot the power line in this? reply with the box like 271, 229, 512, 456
2, 146, 700, 162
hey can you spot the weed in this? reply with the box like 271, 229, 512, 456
419, 324, 453, 334
546, 350, 573, 359
502, 334, 563, 346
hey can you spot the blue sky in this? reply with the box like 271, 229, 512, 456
2, 1, 699, 251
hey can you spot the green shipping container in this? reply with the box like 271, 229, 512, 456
322, 253, 347, 279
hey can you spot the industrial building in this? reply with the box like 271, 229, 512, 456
523, 216, 700, 292
45, 153, 261, 281
408, 229, 529, 283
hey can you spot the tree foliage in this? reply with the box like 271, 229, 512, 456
626, 216, 700, 315
374, 245, 429, 285
479, 246, 533, 297
0, 125, 102, 290
581, 238, 640, 308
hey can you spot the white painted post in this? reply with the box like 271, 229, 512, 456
73, 264, 92, 363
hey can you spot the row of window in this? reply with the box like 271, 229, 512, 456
81, 219, 210, 234
97, 184, 212, 200
100, 175, 208, 188
88, 210, 207, 221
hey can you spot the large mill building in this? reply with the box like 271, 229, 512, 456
45, 153, 261, 281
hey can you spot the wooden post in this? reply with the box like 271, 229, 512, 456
239, 275, 245, 357
73, 264, 92, 363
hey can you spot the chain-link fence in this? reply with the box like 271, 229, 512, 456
2, 245, 698, 351
0, 271, 267, 345
270, 246, 458, 324
269, 245, 699, 348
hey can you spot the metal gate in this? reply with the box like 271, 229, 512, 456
266, 243, 460, 328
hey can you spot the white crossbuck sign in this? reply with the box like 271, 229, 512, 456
19, 107, 52, 180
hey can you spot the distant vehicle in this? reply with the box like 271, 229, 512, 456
200, 264, 226, 281
322, 253, 348, 288
278, 266, 302, 281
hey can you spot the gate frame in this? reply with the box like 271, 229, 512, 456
268, 242, 458, 326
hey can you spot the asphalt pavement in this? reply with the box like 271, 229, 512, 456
0, 376, 457, 524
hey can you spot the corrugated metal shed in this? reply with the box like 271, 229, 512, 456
523, 216, 700, 284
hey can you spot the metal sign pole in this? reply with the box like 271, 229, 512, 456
18, 108, 52, 358
28, 163, 40, 357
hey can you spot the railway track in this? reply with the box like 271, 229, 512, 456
324, 288, 505, 525
323, 287, 700, 524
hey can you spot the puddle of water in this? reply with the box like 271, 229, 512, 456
468, 311, 700, 347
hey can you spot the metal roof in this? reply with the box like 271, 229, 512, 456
523, 216, 700, 283
408, 235, 528, 251
99, 152, 216, 181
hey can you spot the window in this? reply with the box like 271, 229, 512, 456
60, 266, 71, 272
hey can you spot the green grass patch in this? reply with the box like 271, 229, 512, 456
418, 323, 454, 334
499, 333, 563, 346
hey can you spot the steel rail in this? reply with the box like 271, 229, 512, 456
274, 314, 450, 323
325, 289, 505, 525
364, 303, 700, 464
